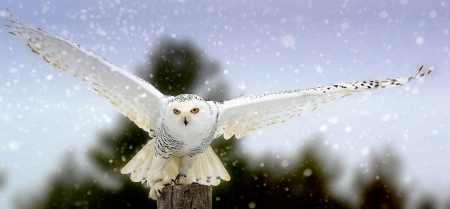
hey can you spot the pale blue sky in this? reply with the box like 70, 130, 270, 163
0, 0, 449, 208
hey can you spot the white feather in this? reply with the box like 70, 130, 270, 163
204, 147, 231, 181
121, 142, 230, 185
121, 141, 154, 174
215, 67, 432, 140
199, 155, 211, 184
7, 20, 163, 132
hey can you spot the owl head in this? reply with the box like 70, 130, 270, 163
164, 94, 211, 128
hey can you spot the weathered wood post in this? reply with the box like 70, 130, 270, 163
157, 184, 212, 209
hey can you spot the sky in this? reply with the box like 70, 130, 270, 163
0, 0, 449, 208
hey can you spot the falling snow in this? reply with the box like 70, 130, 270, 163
0, 1, 448, 208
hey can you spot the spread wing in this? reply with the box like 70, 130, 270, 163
7, 19, 164, 132
215, 67, 432, 139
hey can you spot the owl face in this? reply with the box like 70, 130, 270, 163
164, 95, 211, 128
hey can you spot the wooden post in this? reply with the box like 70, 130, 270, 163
157, 184, 212, 209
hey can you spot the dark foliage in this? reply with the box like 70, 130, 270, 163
0, 170, 5, 190
212, 137, 351, 209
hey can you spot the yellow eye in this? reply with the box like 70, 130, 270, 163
173, 109, 181, 115
191, 108, 199, 114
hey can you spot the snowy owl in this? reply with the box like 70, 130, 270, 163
7, 19, 432, 199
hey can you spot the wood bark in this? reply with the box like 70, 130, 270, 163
157, 184, 212, 209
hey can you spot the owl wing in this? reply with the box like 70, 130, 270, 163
215, 67, 432, 139
7, 19, 164, 132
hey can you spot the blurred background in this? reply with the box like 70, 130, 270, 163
0, 0, 449, 208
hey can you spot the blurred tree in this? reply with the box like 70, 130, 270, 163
212, 136, 352, 208
355, 147, 406, 209
139, 38, 228, 99
414, 195, 436, 209
444, 199, 450, 209
0, 170, 5, 189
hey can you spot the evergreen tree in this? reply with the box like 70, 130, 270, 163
212, 136, 352, 208
355, 147, 406, 209
0, 170, 5, 190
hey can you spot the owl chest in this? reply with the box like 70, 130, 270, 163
157, 121, 215, 156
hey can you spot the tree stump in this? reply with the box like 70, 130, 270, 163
157, 184, 212, 209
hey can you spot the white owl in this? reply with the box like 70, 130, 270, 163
7, 19, 432, 199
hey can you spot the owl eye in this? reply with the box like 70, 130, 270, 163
173, 109, 181, 115
191, 108, 199, 114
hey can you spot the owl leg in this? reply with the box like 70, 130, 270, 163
148, 154, 173, 200
175, 155, 199, 185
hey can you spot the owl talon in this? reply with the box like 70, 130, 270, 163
163, 179, 175, 187
175, 174, 186, 180
149, 188, 159, 200
149, 179, 174, 200
175, 174, 193, 185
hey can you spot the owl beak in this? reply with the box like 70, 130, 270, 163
183, 117, 189, 126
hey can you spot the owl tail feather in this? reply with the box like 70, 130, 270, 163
121, 140, 230, 188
